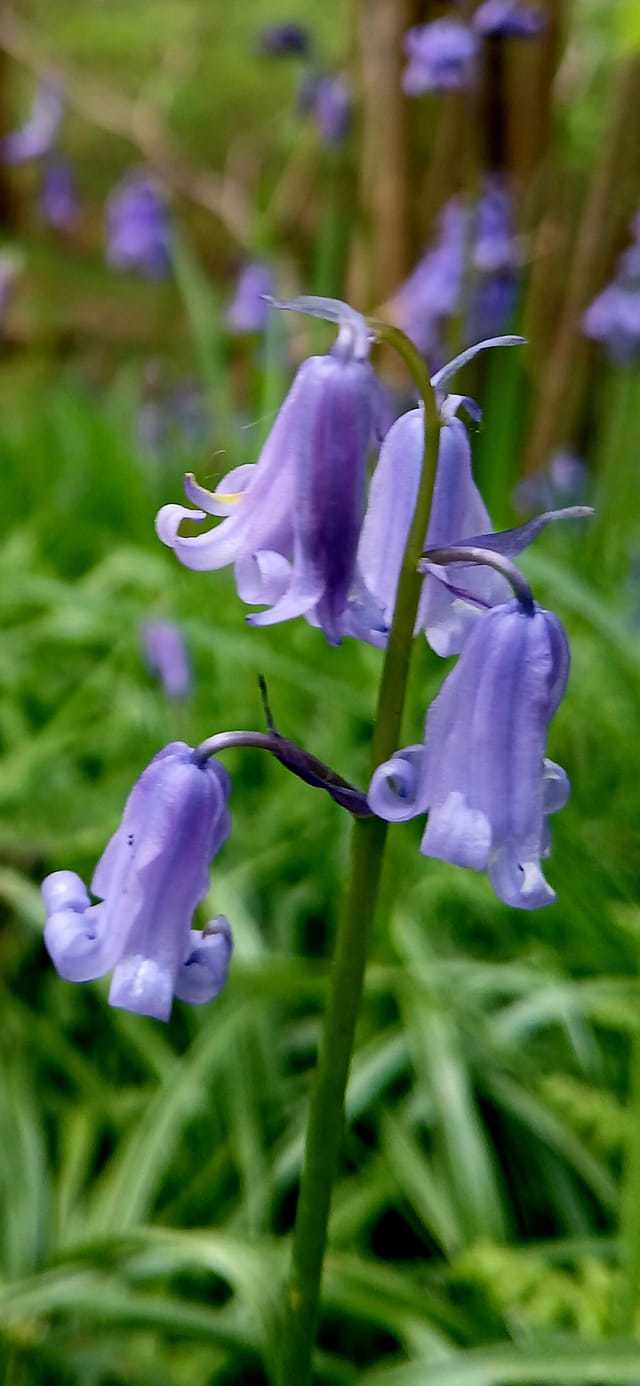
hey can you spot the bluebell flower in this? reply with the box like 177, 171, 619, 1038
356, 339, 591, 655
369, 600, 570, 909
257, 22, 310, 56
473, 1, 546, 37
42, 743, 231, 1020
226, 263, 274, 334
390, 199, 468, 365
141, 620, 192, 698
40, 157, 79, 232
312, 74, 352, 146
0, 79, 62, 164
403, 20, 479, 95
157, 297, 386, 646
467, 175, 519, 341
583, 236, 640, 364
106, 170, 171, 279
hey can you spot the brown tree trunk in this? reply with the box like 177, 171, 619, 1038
351, 0, 421, 307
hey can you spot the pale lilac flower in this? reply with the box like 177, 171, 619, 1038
141, 620, 192, 698
473, 1, 546, 37
467, 176, 519, 341
257, 22, 310, 56
583, 238, 640, 364
403, 20, 479, 95
40, 157, 79, 231
42, 743, 231, 1021
0, 79, 62, 164
369, 600, 570, 909
157, 297, 385, 646
516, 450, 587, 514
357, 339, 592, 656
106, 170, 171, 279
390, 199, 468, 364
226, 263, 274, 334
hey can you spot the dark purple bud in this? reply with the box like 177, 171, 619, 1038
106, 169, 171, 279
369, 601, 570, 910
256, 22, 310, 56
40, 157, 80, 232
141, 620, 192, 698
0, 79, 63, 165
403, 20, 479, 95
473, 1, 546, 37
42, 744, 232, 1021
226, 263, 274, 334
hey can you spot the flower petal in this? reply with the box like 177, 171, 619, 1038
368, 746, 427, 821
174, 917, 233, 1005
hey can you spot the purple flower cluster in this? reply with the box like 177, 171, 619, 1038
40, 157, 79, 232
390, 178, 519, 365
43, 294, 591, 1025
583, 222, 640, 364
403, 4, 545, 94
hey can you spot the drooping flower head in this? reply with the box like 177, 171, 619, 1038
369, 598, 570, 910
226, 263, 274, 334
583, 229, 640, 365
473, 1, 546, 37
42, 743, 231, 1020
157, 296, 385, 646
0, 78, 63, 164
256, 22, 311, 56
403, 20, 479, 94
356, 338, 592, 656
106, 170, 171, 279
141, 620, 192, 698
40, 157, 80, 232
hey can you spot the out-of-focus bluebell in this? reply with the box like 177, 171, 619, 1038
141, 619, 192, 698
157, 296, 387, 646
473, 1, 546, 37
106, 169, 171, 278
40, 157, 80, 232
369, 598, 570, 909
467, 175, 519, 341
516, 450, 587, 514
583, 232, 640, 364
226, 262, 274, 334
313, 74, 352, 145
390, 180, 519, 364
389, 199, 468, 365
403, 19, 479, 94
42, 743, 232, 1021
297, 70, 352, 146
256, 22, 310, 56
0, 78, 63, 164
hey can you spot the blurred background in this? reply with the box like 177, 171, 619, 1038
2, 1, 640, 1382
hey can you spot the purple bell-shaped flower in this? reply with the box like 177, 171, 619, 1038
157, 297, 385, 645
42, 743, 232, 1021
369, 599, 570, 910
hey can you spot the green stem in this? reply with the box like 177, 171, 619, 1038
618, 1025, 640, 1333
275, 327, 441, 1386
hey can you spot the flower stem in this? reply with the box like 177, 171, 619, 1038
275, 327, 441, 1386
